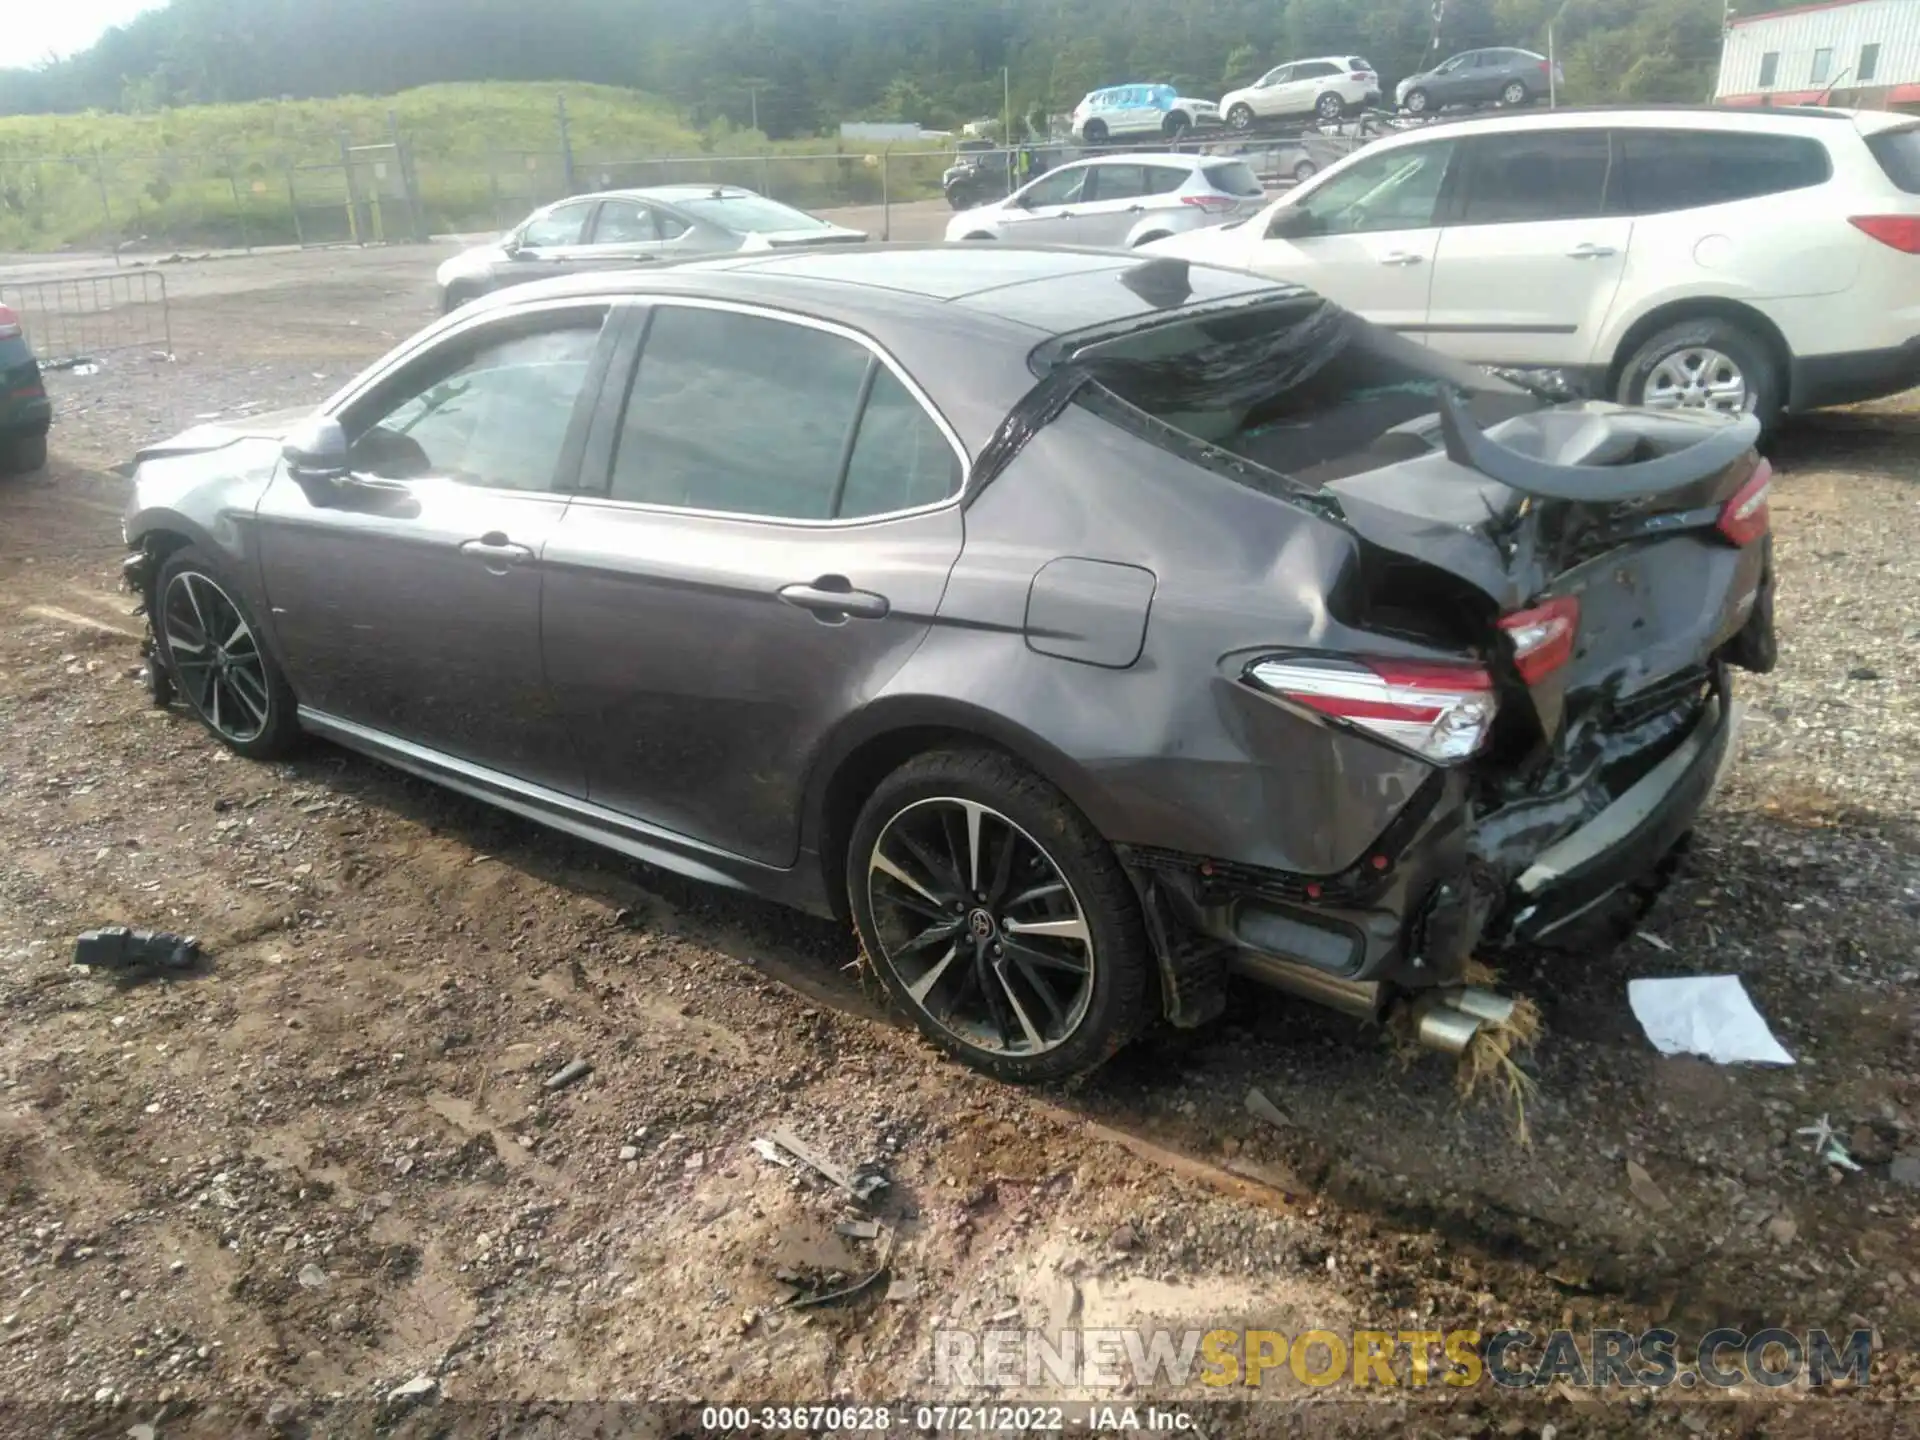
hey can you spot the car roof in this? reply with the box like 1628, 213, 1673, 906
1365, 102, 1892, 147
547, 185, 775, 208
1065, 152, 1217, 170
482, 244, 1300, 340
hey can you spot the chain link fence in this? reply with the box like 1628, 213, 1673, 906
0, 120, 1317, 256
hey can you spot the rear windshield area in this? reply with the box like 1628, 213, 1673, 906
1867, 125, 1920, 194
1069, 297, 1537, 489
1202, 161, 1264, 197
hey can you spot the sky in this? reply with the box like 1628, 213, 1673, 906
1, 0, 168, 68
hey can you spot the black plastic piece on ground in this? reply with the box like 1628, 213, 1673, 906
73, 926, 202, 972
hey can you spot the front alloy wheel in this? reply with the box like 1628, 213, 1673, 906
868, 797, 1094, 1059
1642, 347, 1751, 416
154, 546, 301, 759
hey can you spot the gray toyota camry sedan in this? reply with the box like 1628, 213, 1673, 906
123, 247, 1775, 1083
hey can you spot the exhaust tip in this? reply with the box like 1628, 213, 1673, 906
1414, 1001, 1482, 1055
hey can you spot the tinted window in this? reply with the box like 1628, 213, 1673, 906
1144, 165, 1192, 196
1261, 66, 1292, 85
838, 369, 962, 518
1867, 126, 1920, 193
521, 202, 591, 248
1615, 129, 1831, 213
1090, 165, 1152, 202
592, 200, 658, 244
1285, 139, 1455, 235
1022, 166, 1091, 207
1204, 161, 1264, 197
1459, 130, 1610, 224
349, 319, 604, 491
1296, 61, 1341, 79
1860, 43, 1880, 82
1759, 51, 1780, 88
1349, 58, 1373, 72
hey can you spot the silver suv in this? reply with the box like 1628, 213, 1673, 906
944, 154, 1266, 249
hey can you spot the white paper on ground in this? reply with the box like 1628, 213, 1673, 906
1627, 975, 1796, 1066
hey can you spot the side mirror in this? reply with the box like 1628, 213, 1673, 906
1266, 205, 1319, 240
282, 416, 349, 481
506, 242, 538, 260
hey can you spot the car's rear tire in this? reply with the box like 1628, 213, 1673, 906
1163, 112, 1191, 141
1315, 91, 1344, 121
154, 546, 301, 761
1083, 119, 1109, 144
1500, 80, 1530, 107
962, 231, 996, 242
1293, 158, 1318, 184
1227, 103, 1255, 131
848, 748, 1155, 1084
441, 282, 480, 315
1, 430, 48, 476
1616, 318, 1782, 431
1403, 88, 1430, 115
1132, 232, 1172, 247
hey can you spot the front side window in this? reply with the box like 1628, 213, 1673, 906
1458, 130, 1611, 225
1261, 66, 1291, 86
592, 200, 659, 244
347, 316, 605, 491
1021, 166, 1091, 208
1282, 140, 1457, 236
1615, 129, 1830, 213
608, 307, 957, 521
1435, 54, 1468, 74
1759, 51, 1780, 88
520, 201, 591, 248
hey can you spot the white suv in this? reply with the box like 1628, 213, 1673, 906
1220, 56, 1381, 130
1149, 107, 1920, 426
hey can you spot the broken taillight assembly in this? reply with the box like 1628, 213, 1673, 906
1497, 595, 1580, 683
1848, 215, 1920, 254
1716, 458, 1772, 547
1247, 656, 1497, 764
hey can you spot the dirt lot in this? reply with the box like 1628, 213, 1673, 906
0, 242, 1917, 1436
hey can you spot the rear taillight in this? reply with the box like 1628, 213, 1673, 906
1181, 194, 1237, 213
1247, 656, 1497, 764
1497, 596, 1580, 683
1352, 72, 1373, 81
0, 304, 20, 341
1716, 458, 1772, 546
1848, 215, 1920, 253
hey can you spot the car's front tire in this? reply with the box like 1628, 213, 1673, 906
441, 282, 481, 315
1315, 91, 1344, 121
1402, 88, 1430, 114
1616, 318, 1782, 431
154, 546, 301, 760
1, 429, 48, 476
848, 748, 1155, 1084
1499, 80, 1531, 107
1083, 120, 1109, 144
1227, 103, 1255, 131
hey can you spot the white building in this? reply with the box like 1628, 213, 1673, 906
1717, 0, 1920, 110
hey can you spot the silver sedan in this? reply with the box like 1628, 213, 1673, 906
436, 186, 866, 311
944, 154, 1267, 250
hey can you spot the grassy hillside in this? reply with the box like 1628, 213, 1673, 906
0, 82, 939, 251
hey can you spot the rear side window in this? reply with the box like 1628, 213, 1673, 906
1458, 130, 1611, 225
1867, 127, 1920, 194
1143, 165, 1192, 195
609, 306, 957, 520
1348, 58, 1373, 72
1296, 61, 1341, 79
1203, 161, 1264, 197
1090, 165, 1152, 202
1614, 129, 1831, 213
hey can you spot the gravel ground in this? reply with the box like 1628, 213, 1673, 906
0, 244, 1915, 1435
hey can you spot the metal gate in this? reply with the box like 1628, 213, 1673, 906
285, 141, 424, 248
0, 270, 171, 368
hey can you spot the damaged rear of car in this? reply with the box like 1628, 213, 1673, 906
992, 265, 1773, 1057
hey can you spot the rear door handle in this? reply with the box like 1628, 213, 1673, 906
779, 579, 890, 622
1379, 250, 1424, 266
1567, 243, 1617, 259
459, 531, 535, 571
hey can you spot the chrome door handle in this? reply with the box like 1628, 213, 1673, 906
1379, 251, 1424, 266
459, 532, 535, 570
1567, 243, 1617, 259
779, 579, 890, 622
